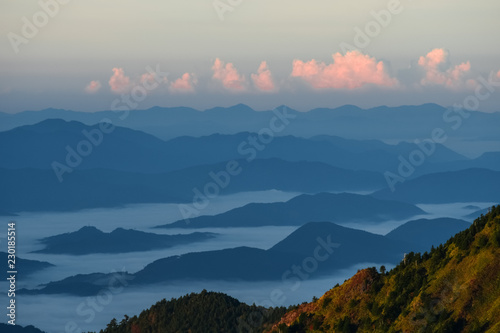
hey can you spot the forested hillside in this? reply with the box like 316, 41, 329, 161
269, 206, 500, 332
100, 290, 288, 333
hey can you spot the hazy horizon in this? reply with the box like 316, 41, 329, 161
2, 101, 500, 115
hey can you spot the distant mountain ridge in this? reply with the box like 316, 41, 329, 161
34, 226, 216, 255
22, 220, 423, 296
1, 252, 53, 279
0, 209, 17, 216
1, 104, 499, 158
0, 159, 386, 213
0, 119, 468, 175
465, 207, 491, 220
0, 323, 46, 333
385, 218, 471, 252
374, 168, 500, 203
157, 192, 425, 229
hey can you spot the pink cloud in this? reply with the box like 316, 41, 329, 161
169, 73, 197, 92
291, 51, 398, 89
109, 68, 131, 93
140, 71, 167, 86
466, 79, 479, 89
140, 73, 156, 85
251, 61, 276, 92
497, 70, 500, 79
85, 80, 101, 94
417, 48, 447, 69
418, 49, 471, 89
212, 58, 246, 91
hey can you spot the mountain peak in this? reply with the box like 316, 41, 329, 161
77, 226, 102, 234
12, 118, 96, 135
205, 104, 255, 113
309, 104, 363, 113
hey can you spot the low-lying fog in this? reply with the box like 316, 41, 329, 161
8, 263, 396, 333
0, 189, 495, 332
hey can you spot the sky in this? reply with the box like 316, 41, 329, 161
1, 0, 500, 113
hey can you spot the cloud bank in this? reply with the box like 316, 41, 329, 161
291, 51, 398, 89
89, 50, 495, 99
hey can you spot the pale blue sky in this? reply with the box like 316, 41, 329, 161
1, 0, 499, 112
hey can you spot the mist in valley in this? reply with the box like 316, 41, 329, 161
0, 188, 493, 331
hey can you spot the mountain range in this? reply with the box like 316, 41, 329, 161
1, 105, 499, 152
1, 252, 53, 280
385, 217, 471, 252
0, 159, 385, 213
2, 118, 499, 214
96, 205, 500, 333
0, 119, 468, 175
157, 192, 425, 229
33, 226, 216, 255
374, 168, 500, 203
0, 324, 46, 333
21, 221, 409, 296
21, 213, 475, 297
